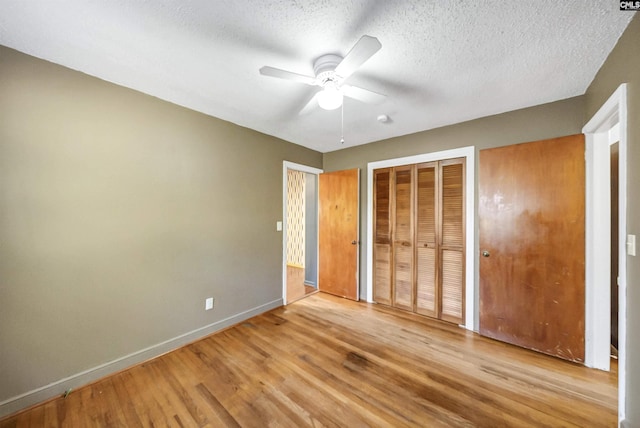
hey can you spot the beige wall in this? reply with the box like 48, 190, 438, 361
0, 45, 322, 413
585, 14, 640, 426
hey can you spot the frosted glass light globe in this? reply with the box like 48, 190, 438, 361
317, 85, 343, 110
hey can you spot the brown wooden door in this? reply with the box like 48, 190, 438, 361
439, 159, 465, 324
373, 168, 392, 305
415, 162, 438, 317
479, 134, 585, 362
392, 165, 414, 311
319, 168, 359, 300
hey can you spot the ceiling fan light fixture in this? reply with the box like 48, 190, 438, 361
259, 36, 384, 115
317, 85, 343, 110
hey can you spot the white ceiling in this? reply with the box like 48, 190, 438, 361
0, 1, 633, 153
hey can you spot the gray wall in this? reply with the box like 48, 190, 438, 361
585, 14, 640, 427
0, 45, 322, 412
323, 95, 586, 302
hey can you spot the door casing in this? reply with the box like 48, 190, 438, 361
583, 83, 628, 424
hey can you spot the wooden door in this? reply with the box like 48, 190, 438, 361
392, 165, 414, 311
373, 168, 392, 305
319, 169, 359, 300
439, 159, 465, 324
415, 162, 438, 317
479, 134, 585, 362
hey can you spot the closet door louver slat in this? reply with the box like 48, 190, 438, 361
374, 244, 392, 305
441, 249, 464, 323
441, 162, 464, 248
394, 245, 413, 310
416, 247, 437, 316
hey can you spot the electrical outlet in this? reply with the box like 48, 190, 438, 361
205, 297, 214, 311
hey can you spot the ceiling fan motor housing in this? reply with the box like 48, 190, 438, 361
313, 54, 343, 85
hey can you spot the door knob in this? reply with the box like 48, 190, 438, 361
351, 240, 358, 245
482, 250, 490, 257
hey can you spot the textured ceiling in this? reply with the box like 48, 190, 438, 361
0, 1, 634, 153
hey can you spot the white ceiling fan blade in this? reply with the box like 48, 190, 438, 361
298, 92, 320, 115
342, 84, 386, 104
259, 66, 317, 86
335, 35, 382, 80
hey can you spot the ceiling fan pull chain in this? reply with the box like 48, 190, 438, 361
340, 102, 345, 144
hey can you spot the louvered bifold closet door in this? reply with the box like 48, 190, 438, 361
393, 165, 414, 311
373, 168, 392, 305
415, 162, 438, 317
439, 158, 465, 324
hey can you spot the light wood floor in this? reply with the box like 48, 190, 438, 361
0, 293, 617, 427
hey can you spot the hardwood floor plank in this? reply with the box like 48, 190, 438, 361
257, 382, 327, 428
109, 373, 145, 427
37, 395, 65, 426
25, 404, 43, 428
186, 339, 277, 427
126, 362, 179, 427
195, 383, 241, 428
95, 379, 129, 427
0, 293, 617, 427
149, 357, 210, 426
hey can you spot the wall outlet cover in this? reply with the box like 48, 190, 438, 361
627, 234, 636, 256
205, 297, 214, 310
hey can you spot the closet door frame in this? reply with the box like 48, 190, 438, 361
366, 146, 476, 331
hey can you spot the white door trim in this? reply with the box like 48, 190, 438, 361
365, 146, 476, 331
282, 161, 323, 305
582, 83, 627, 424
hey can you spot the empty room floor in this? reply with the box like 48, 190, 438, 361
0, 293, 617, 427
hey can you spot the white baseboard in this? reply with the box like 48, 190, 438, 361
0, 298, 282, 419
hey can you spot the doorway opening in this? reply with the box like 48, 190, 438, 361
610, 141, 619, 359
282, 162, 322, 304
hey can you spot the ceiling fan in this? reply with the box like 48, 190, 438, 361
259, 35, 386, 114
